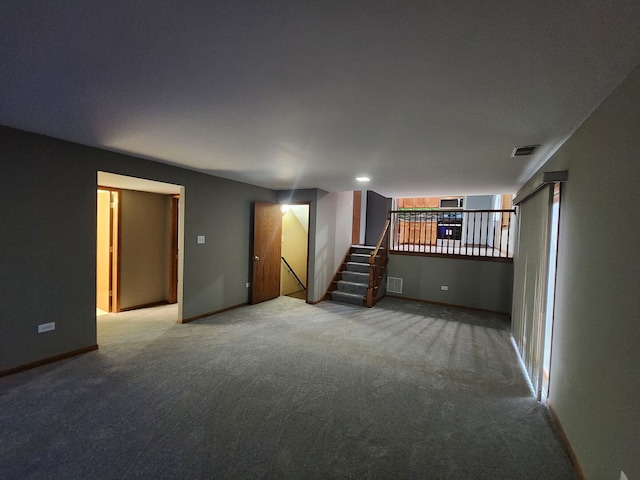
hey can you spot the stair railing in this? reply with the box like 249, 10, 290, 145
365, 218, 391, 307
389, 208, 516, 258
281, 256, 307, 291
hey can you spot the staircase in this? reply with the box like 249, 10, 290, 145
329, 245, 377, 306
327, 220, 391, 308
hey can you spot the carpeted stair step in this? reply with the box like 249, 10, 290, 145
351, 245, 376, 255
341, 271, 368, 283
336, 280, 368, 296
349, 253, 370, 263
330, 290, 364, 306
345, 261, 369, 274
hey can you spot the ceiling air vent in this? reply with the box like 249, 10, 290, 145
511, 145, 539, 157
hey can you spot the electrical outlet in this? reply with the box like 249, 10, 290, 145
197, 235, 205, 244
441, 285, 449, 291
620, 471, 628, 480
38, 322, 55, 333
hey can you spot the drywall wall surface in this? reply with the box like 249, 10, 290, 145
333, 191, 354, 268
0, 127, 276, 371
388, 255, 513, 313
464, 195, 499, 247
0, 133, 97, 370
182, 175, 275, 320
465, 195, 494, 209
119, 190, 170, 309
312, 190, 353, 301
290, 205, 309, 234
365, 190, 391, 245
518, 64, 640, 479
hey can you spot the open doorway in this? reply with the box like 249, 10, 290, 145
280, 204, 309, 301
96, 188, 119, 315
96, 172, 185, 325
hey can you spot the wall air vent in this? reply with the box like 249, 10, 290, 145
387, 277, 403, 294
511, 145, 539, 157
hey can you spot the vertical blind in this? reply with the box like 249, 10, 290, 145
511, 185, 552, 397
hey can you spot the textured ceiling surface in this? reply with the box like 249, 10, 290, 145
2, 1, 640, 197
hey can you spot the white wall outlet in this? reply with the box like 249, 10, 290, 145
246, 282, 251, 288
441, 285, 449, 291
620, 471, 628, 480
38, 322, 55, 333
197, 235, 205, 244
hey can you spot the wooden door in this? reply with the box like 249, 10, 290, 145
352, 191, 362, 245
251, 202, 282, 304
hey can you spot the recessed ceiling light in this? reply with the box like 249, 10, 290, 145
511, 145, 539, 157
355, 176, 370, 182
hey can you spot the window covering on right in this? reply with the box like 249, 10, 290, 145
511, 185, 552, 398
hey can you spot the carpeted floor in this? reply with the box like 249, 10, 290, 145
0, 297, 575, 479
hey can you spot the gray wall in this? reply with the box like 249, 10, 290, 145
119, 190, 171, 309
0, 127, 276, 371
464, 195, 494, 210
365, 190, 391, 245
516, 64, 640, 479
388, 255, 513, 313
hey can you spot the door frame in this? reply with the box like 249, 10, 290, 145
281, 202, 311, 302
97, 187, 121, 313
168, 195, 179, 304
96, 171, 185, 321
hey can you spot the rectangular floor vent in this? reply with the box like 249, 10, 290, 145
387, 277, 403, 294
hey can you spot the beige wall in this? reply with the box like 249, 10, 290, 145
280, 206, 308, 295
119, 190, 171, 310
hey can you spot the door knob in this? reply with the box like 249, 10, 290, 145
254, 255, 260, 261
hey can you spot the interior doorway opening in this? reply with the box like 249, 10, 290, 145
96, 188, 119, 315
280, 204, 310, 301
96, 172, 185, 327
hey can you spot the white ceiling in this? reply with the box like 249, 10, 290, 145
2, 1, 640, 197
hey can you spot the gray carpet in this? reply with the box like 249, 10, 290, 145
0, 297, 575, 479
